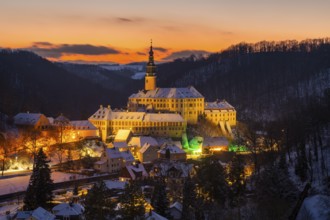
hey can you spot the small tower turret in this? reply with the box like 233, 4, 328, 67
145, 40, 157, 91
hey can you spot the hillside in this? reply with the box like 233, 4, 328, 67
1, 39, 330, 122
0, 50, 125, 119
156, 39, 330, 121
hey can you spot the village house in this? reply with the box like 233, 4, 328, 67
119, 162, 148, 181
158, 144, 187, 161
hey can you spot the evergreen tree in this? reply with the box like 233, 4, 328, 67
151, 178, 169, 217
66, 148, 74, 170
295, 142, 308, 182
196, 157, 228, 207
255, 163, 298, 219
84, 181, 114, 220
73, 184, 79, 196
165, 148, 171, 160
23, 148, 53, 210
227, 155, 246, 207
181, 176, 197, 220
120, 181, 145, 220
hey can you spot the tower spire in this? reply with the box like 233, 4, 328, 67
148, 39, 154, 66
145, 40, 157, 90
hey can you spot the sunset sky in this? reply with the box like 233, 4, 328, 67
1, 0, 330, 63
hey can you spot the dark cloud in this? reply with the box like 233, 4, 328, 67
153, 47, 168, 53
116, 17, 133, 22
26, 42, 121, 58
162, 50, 211, 61
112, 17, 145, 24
136, 52, 146, 56
32, 42, 53, 47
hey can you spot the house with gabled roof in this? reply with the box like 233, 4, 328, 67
119, 162, 148, 181
14, 112, 51, 131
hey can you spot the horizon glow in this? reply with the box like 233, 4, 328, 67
1, 0, 330, 63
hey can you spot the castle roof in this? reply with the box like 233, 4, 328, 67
14, 113, 46, 126
71, 120, 97, 130
129, 86, 204, 99
89, 107, 184, 123
205, 100, 235, 110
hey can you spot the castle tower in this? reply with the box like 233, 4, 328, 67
145, 40, 157, 91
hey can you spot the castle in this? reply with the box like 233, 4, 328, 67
89, 42, 236, 141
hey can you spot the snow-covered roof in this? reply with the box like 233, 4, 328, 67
71, 120, 97, 130
95, 160, 106, 165
105, 147, 123, 159
14, 113, 44, 126
16, 211, 33, 219
123, 163, 148, 180
145, 210, 168, 220
202, 137, 229, 147
89, 106, 145, 121
140, 143, 152, 154
17, 207, 56, 220
114, 129, 132, 142
114, 142, 128, 149
47, 117, 54, 124
52, 203, 85, 216
205, 100, 235, 110
54, 114, 70, 124
150, 161, 193, 178
31, 207, 56, 220
89, 105, 184, 123
104, 180, 127, 190
173, 141, 182, 149
297, 195, 330, 220
158, 144, 186, 154
128, 136, 159, 148
170, 201, 183, 212
121, 150, 135, 162
130, 86, 203, 99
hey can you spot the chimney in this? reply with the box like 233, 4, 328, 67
107, 105, 111, 109
100, 105, 103, 109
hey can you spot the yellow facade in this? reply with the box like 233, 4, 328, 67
89, 106, 186, 142
204, 109, 236, 126
145, 75, 156, 91
204, 101, 237, 126
128, 87, 205, 124
89, 43, 237, 141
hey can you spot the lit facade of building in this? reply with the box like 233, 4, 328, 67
128, 43, 204, 124
89, 105, 186, 141
204, 100, 237, 126
89, 42, 236, 141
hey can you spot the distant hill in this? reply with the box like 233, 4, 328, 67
0, 50, 127, 119
156, 39, 330, 121
1, 38, 330, 123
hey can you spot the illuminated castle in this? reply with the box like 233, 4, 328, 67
89, 42, 236, 141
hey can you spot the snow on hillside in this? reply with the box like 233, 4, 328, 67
131, 72, 145, 80
296, 195, 330, 220
100, 64, 143, 72
0, 172, 87, 196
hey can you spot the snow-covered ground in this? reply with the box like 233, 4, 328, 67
296, 195, 330, 220
0, 172, 87, 196
131, 72, 145, 80
0, 204, 21, 219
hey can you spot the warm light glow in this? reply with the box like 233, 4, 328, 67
1, 1, 329, 63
